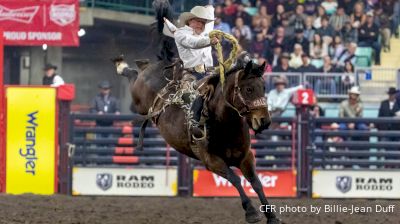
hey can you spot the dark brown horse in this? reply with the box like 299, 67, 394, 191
112, 1, 280, 223
114, 55, 280, 224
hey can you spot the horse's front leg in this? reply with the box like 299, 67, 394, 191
239, 151, 281, 224
199, 151, 262, 223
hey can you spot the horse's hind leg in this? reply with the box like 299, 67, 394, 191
239, 151, 281, 224
201, 153, 262, 223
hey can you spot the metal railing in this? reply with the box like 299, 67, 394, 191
80, 0, 191, 15
304, 72, 355, 99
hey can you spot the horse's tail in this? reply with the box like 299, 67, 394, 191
151, 0, 176, 62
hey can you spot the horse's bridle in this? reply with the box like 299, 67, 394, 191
224, 71, 268, 117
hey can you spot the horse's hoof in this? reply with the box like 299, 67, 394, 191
266, 217, 281, 224
245, 210, 263, 223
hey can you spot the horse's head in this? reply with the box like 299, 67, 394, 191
222, 59, 271, 133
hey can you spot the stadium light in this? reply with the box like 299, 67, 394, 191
42, 44, 47, 51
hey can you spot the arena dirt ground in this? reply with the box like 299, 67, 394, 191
0, 195, 398, 224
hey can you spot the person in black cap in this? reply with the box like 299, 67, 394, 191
378, 87, 400, 138
42, 63, 64, 87
289, 28, 310, 53
90, 81, 120, 127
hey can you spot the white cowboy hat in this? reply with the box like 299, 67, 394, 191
178, 6, 215, 27
348, 86, 361, 95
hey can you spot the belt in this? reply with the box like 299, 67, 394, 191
185, 65, 214, 73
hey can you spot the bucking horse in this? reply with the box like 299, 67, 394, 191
112, 1, 280, 223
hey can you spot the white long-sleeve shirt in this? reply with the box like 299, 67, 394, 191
267, 85, 303, 111
174, 26, 213, 68
51, 75, 65, 87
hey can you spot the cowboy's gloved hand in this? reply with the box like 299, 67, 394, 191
210, 37, 219, 45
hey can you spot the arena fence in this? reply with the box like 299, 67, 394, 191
308, 117, 400, 198
64, 111, 400, 198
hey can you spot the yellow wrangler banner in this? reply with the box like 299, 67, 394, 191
6, 87, 57, 194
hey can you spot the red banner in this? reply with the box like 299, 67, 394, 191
0, 0, 79, 46
193, 169, 297, 197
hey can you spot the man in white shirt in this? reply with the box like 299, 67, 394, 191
42, 63, 65, 87
267, 76, 303, 117
174, 5, 219, 80
170, 6, 219, 139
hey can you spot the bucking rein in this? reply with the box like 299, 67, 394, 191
135, 30, 239, 150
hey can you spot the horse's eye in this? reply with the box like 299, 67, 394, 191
246, 87, 253, 93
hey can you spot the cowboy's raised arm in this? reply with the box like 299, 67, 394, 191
175, 29, 211, 49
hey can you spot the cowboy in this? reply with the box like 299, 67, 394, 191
378, 87, 400, 139
168, 6, 219, 139
338, 86, 368, 130
42, 63, 64, 87
174, 5, 219, 80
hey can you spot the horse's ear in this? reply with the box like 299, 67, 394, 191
256, 61, 266, 77
244, 60, 253, 75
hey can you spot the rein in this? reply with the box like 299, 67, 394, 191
209, 30, 267, 117
223, 72, 267, 117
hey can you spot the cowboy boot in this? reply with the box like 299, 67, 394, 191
190, 96, 206, 139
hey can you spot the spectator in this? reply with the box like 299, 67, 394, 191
365, 0, 378, 12
310, 33, 329, 61
341, 61, 356, 91
214, 15, 231, 34
235, 3, 252, 25
232, 17, 252, 49
289, 4, 307, 30
90, 81, 121, 127
338, 0, 357, 15
317, 16, 335, 38
321, 0, 338, 15
313, 5, 327, 29
267, 76, 303, 117
251, 33, 266, 58
309, 96, 325, 119
254, 5, 270, 22
42, 63, 64, 87
350, 2, 366, 29
320, 55, 341, 72
281, 16, 295, 37
329, 35, 346, 59
223, 0, 238, 26
262, 0, 277, 15
378, 87, 400, 137
392, 0, 400, 38
341, 20, 358, 44
335, 42, 357, 67
289, 44, 304, 69
304, 0, 322, 16
259, 18, 274, 40
358, 11, 381, 65
297, 53, 318, 72
315, 56, 337, 94
233, 28, 248, 50
375, 6, 392, 52
304, 16, 316, 42
273, 52, 295, 72
290, 29, 310, 53
284, 0, 298, 14
266, 44, 282, 67
338, 86, 368, 130
330, 6, 350, 32
271, 4, 286, 28
269, 26, 291, 52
